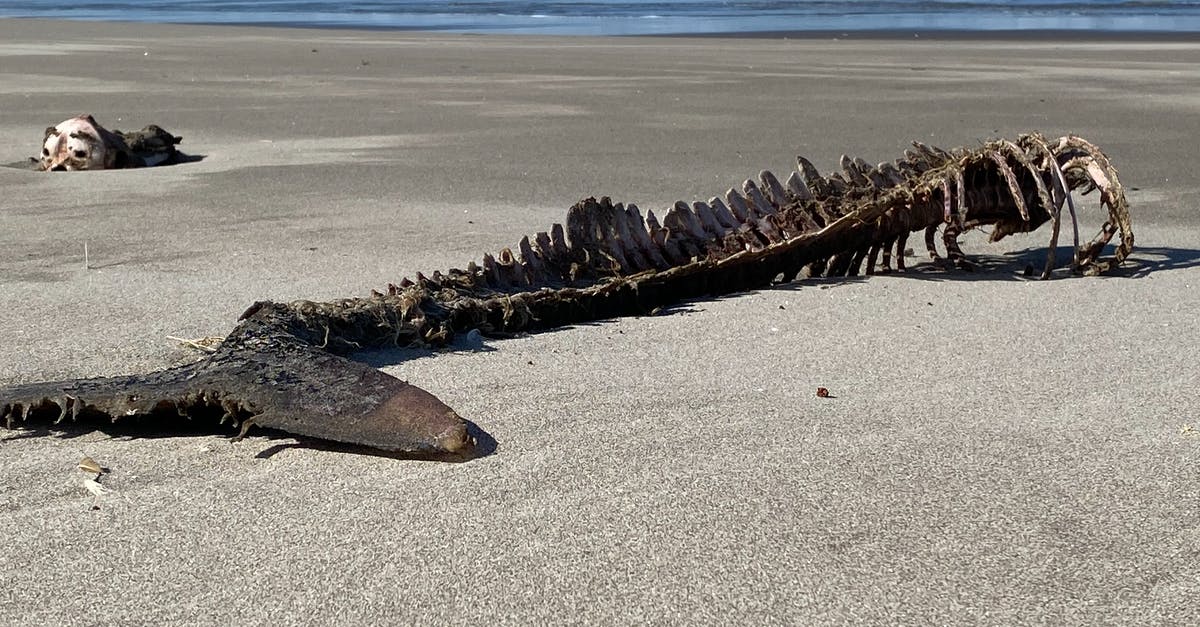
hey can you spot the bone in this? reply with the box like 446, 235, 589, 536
533, 231, 558, 268
593, 199, 634, 273
644, 207, 663, 234
896, 158, 924, 177
609, 201, 641, 272
1000, 139, 1055, 220
1060, 156, 1099, 192
840, 154, 870, 187
941, 178, 954, 224
806, 199, 838, 228
877, 161, 906, 186
903, 148, 928, 167
797, 206, 822, 231
725, 188, 753, 221
1056, 134, 1132, 264
795, 155, 835, 200
463, 261, 484, 287
863, 160, 891, 188
848, 248, 869, 276
784, 171, 813, 201
825, 251, 855, 277
955, 169, 967, 227
663, 228, 703, 262
894, 232, 909, 272
781, 212, 812, 239
566, 202, 596, 252
530, 234, 569, 283
925, 224, 941, 260
666, 201, 710, 242
755, 216, 784, 244
707, 197, 740, 229
220, 400, 239, 426
1071, 138, 1124, 190
424, 271, 446, 290
742, 180, 776, 216
578, 197, 640, 274
645, 208, 687, 265
913, 141, 951, 162
905, 143, 954, 171
878, 239, 893, 272
759, 170, 788, 208
825, 173, 848, 195
1022, 134, 1081, 253
517, 236, 546, 280
1078, 158, 1124, 248
1028, 136, 1082, 272
550, 223, 570, 259
772, 218, 798, 241
987, 150, 1031, 222
481, 253, 505, 289
492, 247, 528, 285
622, 204, 668, 270
943, 222, 969, 267
848, 157, 889, 189
866, 243, 882, 275
692, 201, 728, 239
775, 197, 820, 232
610, 204, 652, 272
736, 226, 768, 252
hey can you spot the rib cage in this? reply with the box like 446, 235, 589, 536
1, 132, 1134, 457
433, 133, 1128, 294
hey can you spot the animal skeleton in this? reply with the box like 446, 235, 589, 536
39, 114, 182, 171
1, 132, 1133, 458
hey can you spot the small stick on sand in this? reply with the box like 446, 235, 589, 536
166, 335, 224, 353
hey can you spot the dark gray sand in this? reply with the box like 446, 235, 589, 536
1, 19, 1197, 624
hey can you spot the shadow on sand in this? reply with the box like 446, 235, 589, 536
3, 409, 498, 462
2, 153, 205, 171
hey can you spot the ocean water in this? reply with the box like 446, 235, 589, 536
2, 1, 1199, 35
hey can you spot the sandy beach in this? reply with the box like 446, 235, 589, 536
1, 19, 1198, 624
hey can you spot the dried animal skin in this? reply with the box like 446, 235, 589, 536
1, 133, 1133, 458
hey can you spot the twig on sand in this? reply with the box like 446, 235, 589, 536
166, 335, 224, 353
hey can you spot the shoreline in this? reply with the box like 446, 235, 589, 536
666, 27, 1200, 41
4, 16, 1200, 41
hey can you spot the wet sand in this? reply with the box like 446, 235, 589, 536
1, 19, 1198, 624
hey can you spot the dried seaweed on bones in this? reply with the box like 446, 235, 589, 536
0, 132, 1134, 458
